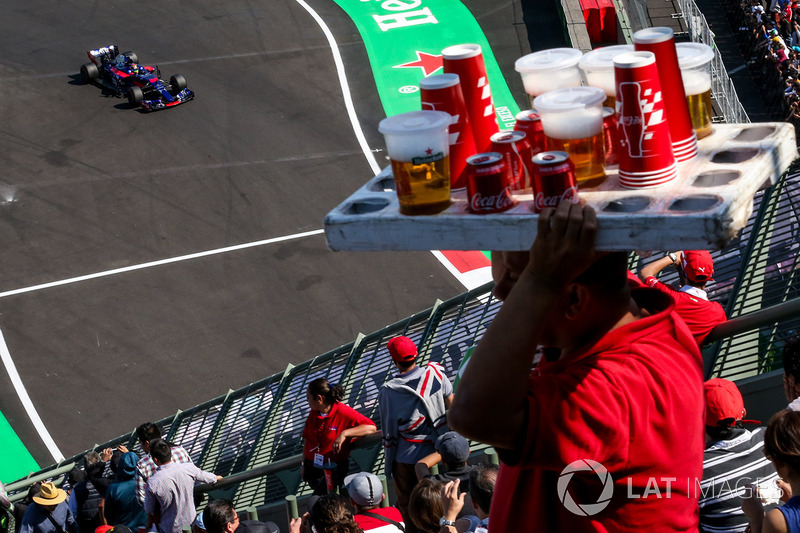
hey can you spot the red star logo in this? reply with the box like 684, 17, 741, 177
394, 51, 443, 77
425, 148, 433, 155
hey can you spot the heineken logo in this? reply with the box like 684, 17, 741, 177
412, 152, 443, 164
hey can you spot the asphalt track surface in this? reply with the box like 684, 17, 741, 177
0, 0, 530, 473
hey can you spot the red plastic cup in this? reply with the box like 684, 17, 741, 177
633, 27, 698, 162
614, 51, 678, 188
420, 73, 477, 191
442, 44, 499, 152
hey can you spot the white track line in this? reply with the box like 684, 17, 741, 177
0, 229, 324, 299
292, 0, 382, 177
0, 328, 64, 462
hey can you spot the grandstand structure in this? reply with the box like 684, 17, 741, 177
5, 0, 800, 528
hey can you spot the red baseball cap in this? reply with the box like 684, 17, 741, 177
387, 336, 418, 362
704, 378, 759, 427
682, 250, 715, 283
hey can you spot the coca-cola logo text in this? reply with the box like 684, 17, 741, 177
534, 186, 579, 211
471, 188, 514, 212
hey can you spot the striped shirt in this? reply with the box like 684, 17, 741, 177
136, 445, 193, 505
700, 428, 779, 533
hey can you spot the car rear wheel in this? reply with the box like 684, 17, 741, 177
127, 86, 143, 107
123, 51, 139, 64
80, 63, 99, 83
169, 74, 187, 95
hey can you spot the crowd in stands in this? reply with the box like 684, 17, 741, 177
739, 0, 800, 129
5, 202, 800, 533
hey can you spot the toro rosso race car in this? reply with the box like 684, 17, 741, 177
80, 45, 194, 111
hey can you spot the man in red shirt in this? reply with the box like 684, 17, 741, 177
637, 250, 727, 345
449, 202, 705, 532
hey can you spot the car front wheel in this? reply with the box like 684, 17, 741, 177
169, 74, 187, 95
127, 86, 143, 107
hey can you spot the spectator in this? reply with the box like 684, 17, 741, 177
344, 472, 404, 532
134, 422, 194, 506
783, 336, 800, 408
450, 202, 705, 531
459, 464, 497, 533
104, 451, 146, 529
379, 336, 453, 533
19, 482, 77, 533
743, 410, 800, 531
143, 439, 220, 533
72, 452, 105, 533
288, 495, 362, 533
415, 432, 475, 518
407, 479, 443, 533
302, 378, 377, 495
202, 499, 279, 533
638, 250, 727, 345
700, 378, 778, 533
14, 483, 42, 533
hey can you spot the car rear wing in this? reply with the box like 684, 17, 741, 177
87, 44, 120, 66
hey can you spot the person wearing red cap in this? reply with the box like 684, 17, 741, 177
449, 202, 704, 532
378, 335, 454, 533
701, 378, 777, 533
638, 249, 727, 345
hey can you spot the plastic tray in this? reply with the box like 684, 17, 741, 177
324, 123, 798, 251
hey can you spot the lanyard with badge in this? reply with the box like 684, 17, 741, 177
313, 412, 330, 468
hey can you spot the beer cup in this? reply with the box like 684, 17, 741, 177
676, 42, 715, 139
533, 86, 607, 188
578, 45, 635, 109
515, 48, 583, 108
378, 111, 452, 215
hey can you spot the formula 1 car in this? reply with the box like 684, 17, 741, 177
80, 45, 194, 111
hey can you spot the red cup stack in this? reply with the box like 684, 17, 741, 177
614, 51, 678, 188
420, 73, 477, 191
442, 44, 499, 152
633, 27, 698, 162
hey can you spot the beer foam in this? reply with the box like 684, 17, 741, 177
682, 69, 711, 96
585, 71, 616, 97
521, 68, 582, 97
540, 108, 603, 138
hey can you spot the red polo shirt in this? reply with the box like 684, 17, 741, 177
302, 402, 375, 463
644, 277, 727, 345
489, 288, 704, 532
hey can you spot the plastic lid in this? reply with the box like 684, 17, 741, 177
532, 86, 606, 112
578, 45, 635, 72
419, 73, 460, 90
378, 110, 452, 135
613, 51, 656, 69
442, 44, 482, 60
675, 42, 714, 69
515, 48, 583, 73
633, 27, 674, 45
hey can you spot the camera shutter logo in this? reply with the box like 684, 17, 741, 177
557, 459, 614, 516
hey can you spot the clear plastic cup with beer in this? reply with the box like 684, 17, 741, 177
378, 110, 452, 215
675, 42, 715, 139
578, 45, 634, 109
533, 86, 607, 188
514, 48, 583, 108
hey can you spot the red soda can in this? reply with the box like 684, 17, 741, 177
465, 153, 516, 214
489, 130, 532, 191
513, 110, 546, 156
602, 107, 619, 166
530, 151, 579, 213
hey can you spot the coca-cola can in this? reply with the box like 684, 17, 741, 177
602, 107, 619, 166
513, 110, 546, 156
465, 152, 517, 214
530, 151, 579, 213
489, 130, 532, 191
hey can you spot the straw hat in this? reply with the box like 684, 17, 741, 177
32, 482, 67, 506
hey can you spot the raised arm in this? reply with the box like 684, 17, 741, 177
448, 202, 598, 449
638, 252, 681, 282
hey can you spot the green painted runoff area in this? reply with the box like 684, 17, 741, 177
0, 411, 39, 484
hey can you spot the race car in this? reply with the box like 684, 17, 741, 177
80, 45, 194, 111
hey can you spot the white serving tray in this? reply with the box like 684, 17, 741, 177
324, 123, 798, 251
